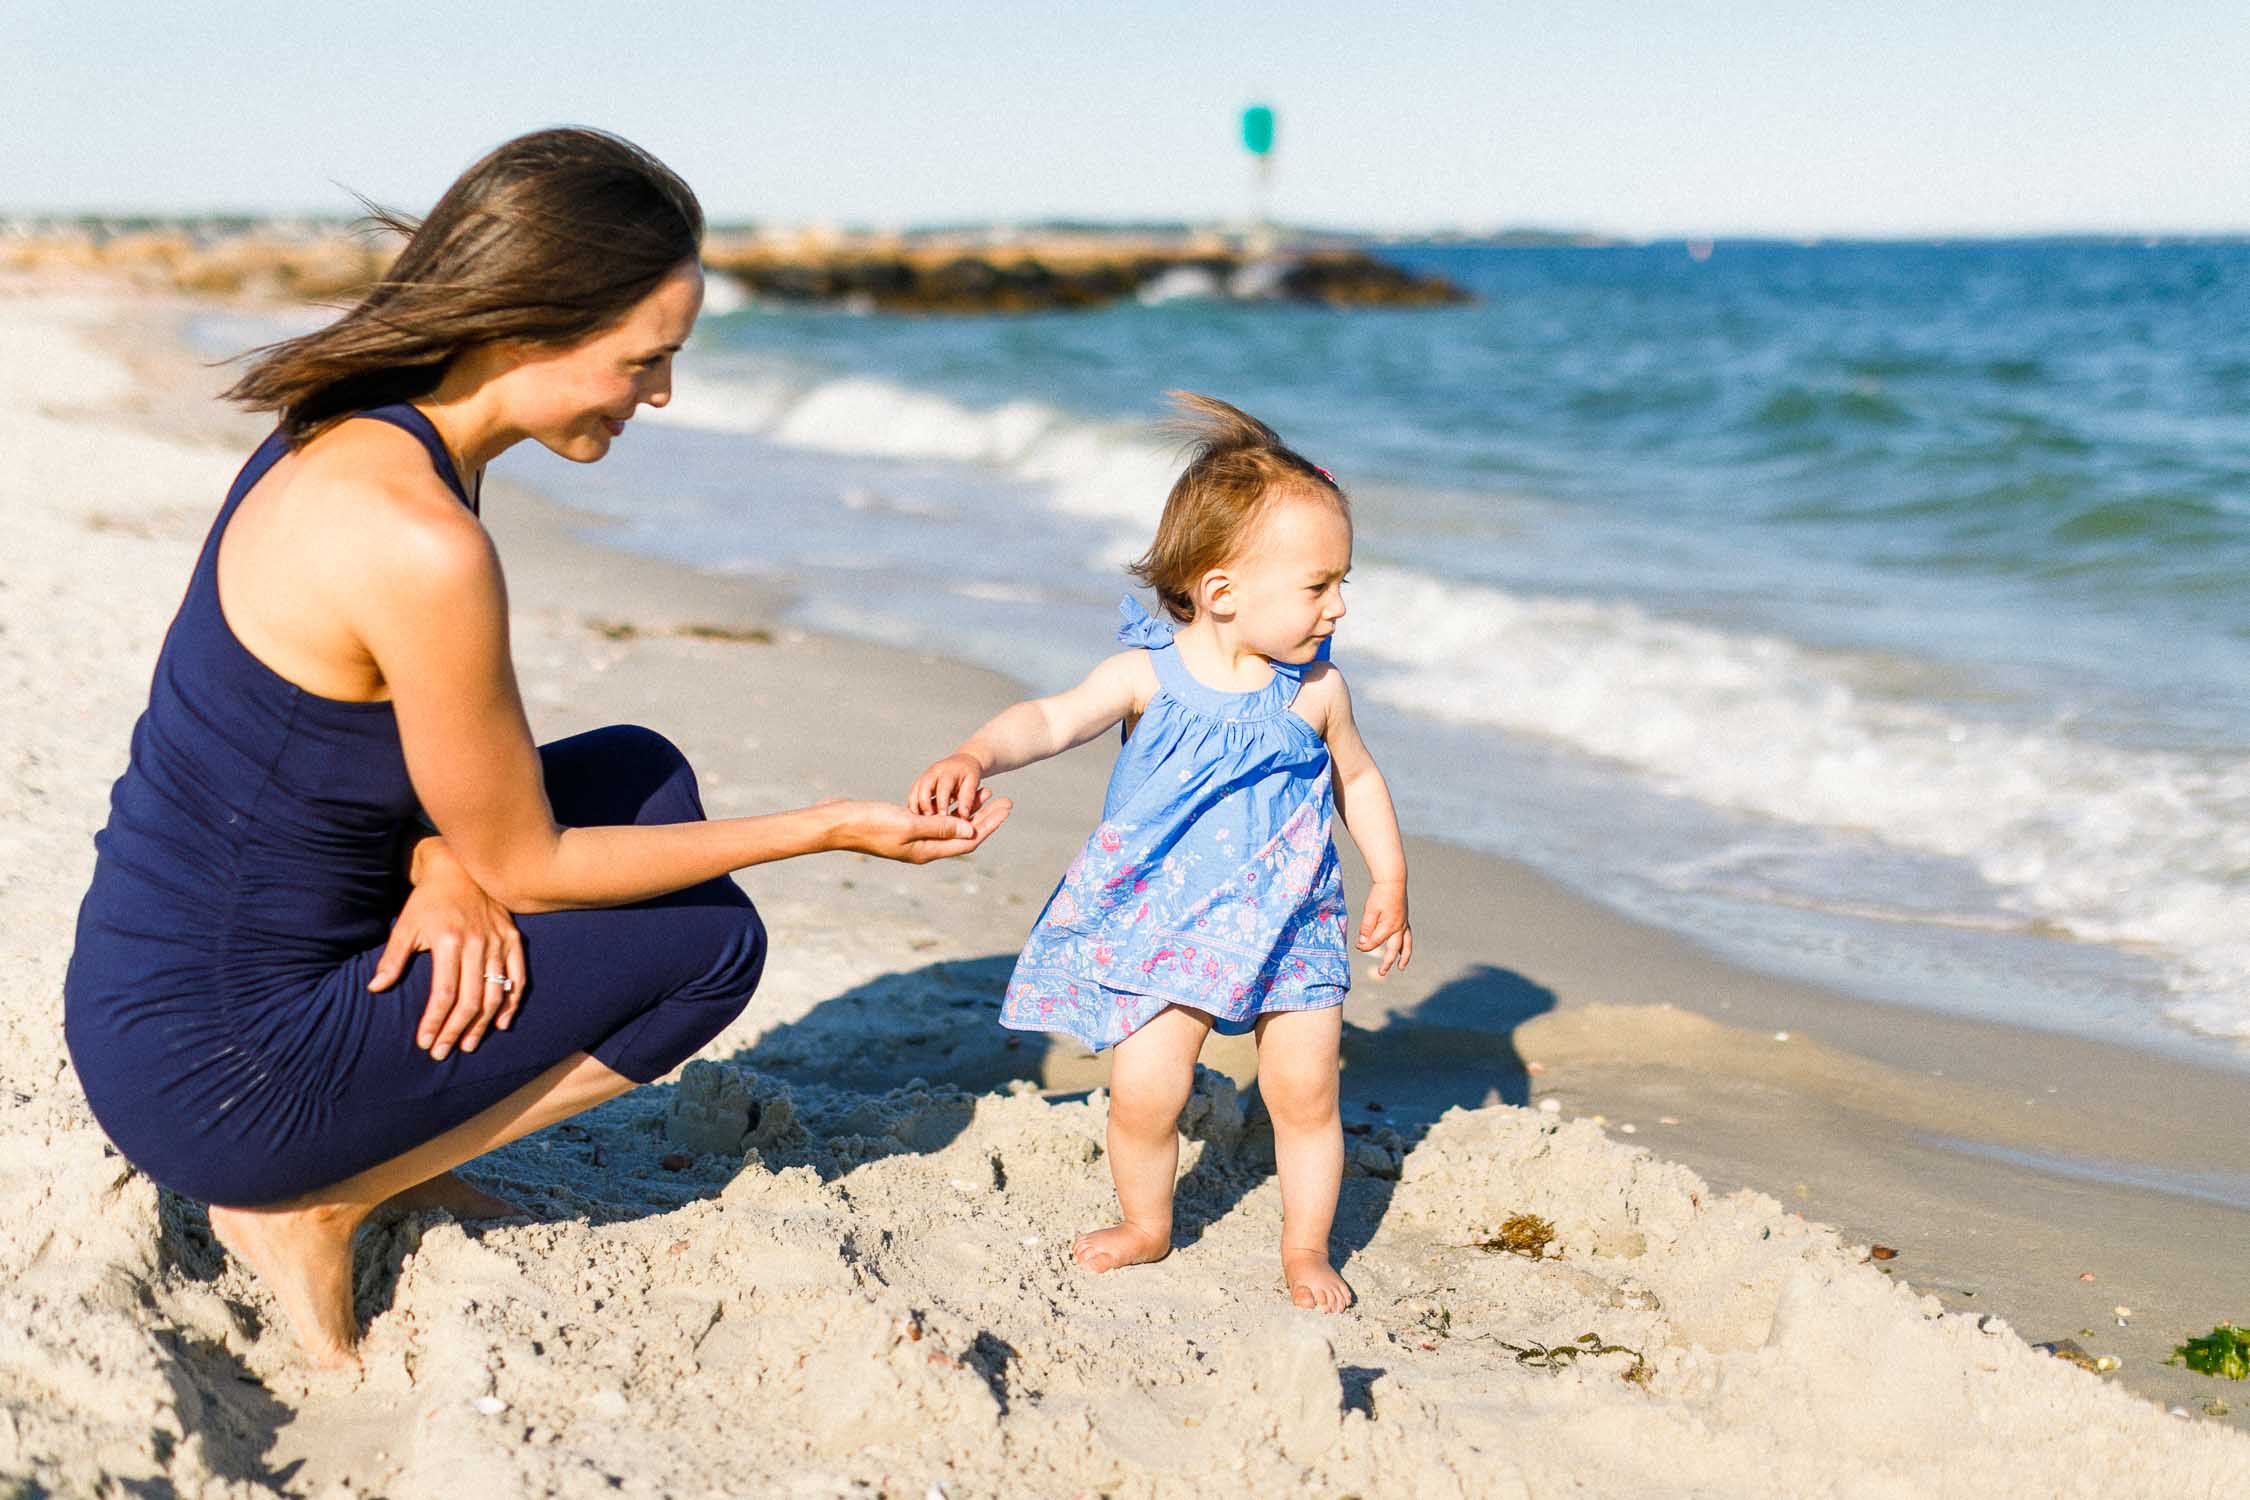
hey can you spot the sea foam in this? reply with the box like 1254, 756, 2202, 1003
651, 364, 1172, 525
1342, 565, 2250, 1037
649, 361, 2250, 1041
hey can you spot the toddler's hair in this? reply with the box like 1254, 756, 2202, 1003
1129, 391, 1348, 623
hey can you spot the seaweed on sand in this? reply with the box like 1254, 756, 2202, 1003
1496, 1332, 1654, 1389
1473, 1213, 1557, 1260
2167, 1323, 2250, 1380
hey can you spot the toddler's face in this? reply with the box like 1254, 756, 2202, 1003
1223, 492, 1353, 664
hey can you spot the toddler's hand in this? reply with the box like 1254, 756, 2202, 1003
1358, 880, 1413, 977
911, 752, 988, 818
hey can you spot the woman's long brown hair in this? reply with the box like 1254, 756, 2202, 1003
223, 127, 703, 444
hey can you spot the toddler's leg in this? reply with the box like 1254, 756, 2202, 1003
1254, 1006, 1352, 1312
1074, 1004, 1211, 1274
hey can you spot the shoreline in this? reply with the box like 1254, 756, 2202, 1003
5, 276, 2244, 1494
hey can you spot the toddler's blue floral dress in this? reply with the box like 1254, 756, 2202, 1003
1001, 597, 1352, 1052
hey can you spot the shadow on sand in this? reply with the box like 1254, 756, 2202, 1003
1173, 961, 1555, 1266
635, 955, 1557, 1270
365, 955, 1557, 1316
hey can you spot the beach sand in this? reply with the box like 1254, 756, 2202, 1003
4, 281, 2246, 1496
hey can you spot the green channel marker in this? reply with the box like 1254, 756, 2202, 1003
1242, 104, 1275, 156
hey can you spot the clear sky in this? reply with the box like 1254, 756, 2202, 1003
6, 0, 2245, 237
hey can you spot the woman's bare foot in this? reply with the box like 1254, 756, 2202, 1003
1282, 1245, 1353, 1313
207, 1200, 369, 1369
379, 1170, 522, 1221
1071, 1221, 1172, 1273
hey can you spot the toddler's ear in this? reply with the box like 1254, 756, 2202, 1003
1197, 567, 1235, 618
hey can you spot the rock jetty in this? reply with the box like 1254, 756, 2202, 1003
2, 220, 1470, 313
700, 229, 1471, 313
1, 223, 388, 301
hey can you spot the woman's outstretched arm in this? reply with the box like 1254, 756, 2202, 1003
352, 479, 1007, 914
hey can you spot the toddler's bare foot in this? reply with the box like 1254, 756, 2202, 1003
1282, 1245, 1353, 1313
380, 1170, 522, 1221
1071, 1222, 1172, 1274
207, 1201, 368, 1369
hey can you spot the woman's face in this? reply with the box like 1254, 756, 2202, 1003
510, 258, 705, 463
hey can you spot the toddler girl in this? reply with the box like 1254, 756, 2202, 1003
911, 393, 1411, 1313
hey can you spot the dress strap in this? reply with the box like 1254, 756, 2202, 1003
353, 403, 478, 513
1115, 594, 1329, 721
1115, 595, 1177, 650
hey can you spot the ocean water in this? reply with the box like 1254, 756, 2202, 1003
196, 240, 2250, 1059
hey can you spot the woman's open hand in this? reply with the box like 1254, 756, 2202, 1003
371, 836, 528, 1060
820, 791, 1011, 864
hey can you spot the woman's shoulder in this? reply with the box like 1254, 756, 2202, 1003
212, 418, 501, 704
295, 418, 469, 507
290, 421, 494, 575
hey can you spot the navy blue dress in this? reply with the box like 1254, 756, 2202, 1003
64, 405, 766, 1207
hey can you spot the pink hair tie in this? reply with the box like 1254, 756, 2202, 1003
1314, 464, 1336, 484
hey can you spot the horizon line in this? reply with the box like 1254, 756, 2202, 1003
8, 209, 2250, 246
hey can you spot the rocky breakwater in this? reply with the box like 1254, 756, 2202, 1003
4, 221, 1470, 314
1, 223, 391, 300
700, 228, 1472, 313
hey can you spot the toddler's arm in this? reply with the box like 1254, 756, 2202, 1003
910, 650, 1150, 817
1303, 665, 1413, 975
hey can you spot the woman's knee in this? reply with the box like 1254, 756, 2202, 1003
623, 905, 767, 1079
695, 902, 768, 1020
540, 724, 707, 827
580, 724, 693, 793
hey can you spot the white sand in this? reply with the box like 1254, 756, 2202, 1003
3, 285, 2244, 1497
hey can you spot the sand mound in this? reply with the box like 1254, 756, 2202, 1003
23, 1061, 2240, 1498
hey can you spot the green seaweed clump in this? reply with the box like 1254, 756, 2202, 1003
1476, 1213, 1557, 1260
2166, 1323, 2250, 1380
1498, 1331, 1652, 1388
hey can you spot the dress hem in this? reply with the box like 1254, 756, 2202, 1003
1000, 982, 1345, 1054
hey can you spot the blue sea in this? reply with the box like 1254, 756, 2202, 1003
205, 240, 2250, 1058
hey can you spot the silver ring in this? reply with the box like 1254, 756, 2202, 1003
484, 972, 514, 993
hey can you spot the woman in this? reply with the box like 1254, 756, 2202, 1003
63, 128, 1009, 1369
